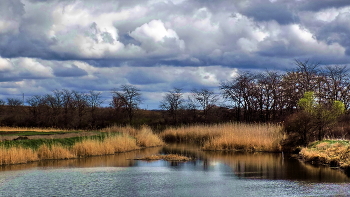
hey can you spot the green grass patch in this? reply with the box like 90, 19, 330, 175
0, 132, 119, 150
308, 139, 350, 149
0, 137, 84, 149
0, 131, 83, 136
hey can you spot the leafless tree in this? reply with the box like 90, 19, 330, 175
111, 84, 142, 124
86, 90, 103, 128
160, 88, 184, 123
191, 88, 218, 121
27, 95, 47, 126
220, 72, 256, 121
72, 91, 88, 128
7, 98, 23, 107
323, 65, 349, 107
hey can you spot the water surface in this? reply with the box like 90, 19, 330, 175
0, 144, 349, 196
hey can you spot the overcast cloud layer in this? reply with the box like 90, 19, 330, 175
1, 0, 350, 109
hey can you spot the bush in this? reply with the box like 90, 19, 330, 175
281, 111, 314, 151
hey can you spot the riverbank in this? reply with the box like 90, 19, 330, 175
299, 140, 350, 173
160, 123, 283, 152
0, 126, 164, 165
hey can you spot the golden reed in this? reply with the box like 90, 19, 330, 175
0, 126, 164, 165
161, 123, 283, 152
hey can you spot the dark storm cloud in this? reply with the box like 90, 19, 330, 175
126, 70, 165, 85
298, 0, 350, 11
239, 0, 298, 24
1, 0, 350, 108
53, 64, 88, 77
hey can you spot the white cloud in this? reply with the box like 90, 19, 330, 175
129, 20, 185, 56
0, 57, 12, 72
1, 0, 350, 107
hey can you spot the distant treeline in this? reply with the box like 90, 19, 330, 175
1, 60, 350, 129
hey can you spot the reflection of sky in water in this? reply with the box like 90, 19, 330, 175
0, 144, 349, 196
0, 164, 349, 196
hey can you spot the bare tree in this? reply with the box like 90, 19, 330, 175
323, 65, 349, 107
160, 88, 184, 124
27, 95, 47, 126
191, 88, 218, 121
111, 84, 142, 124
7, 98, 23, 107
220, 72, 256, 121
86, 91, 103, 128
294, 59, 320, 92
61, 89, 74, 128
72, 91, 88, 128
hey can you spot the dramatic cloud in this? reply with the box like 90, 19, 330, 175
0, 0, 350, 108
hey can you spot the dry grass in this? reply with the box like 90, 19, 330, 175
161, 123, 283, 152
0, 126, 164, 165
135, 126, 164, 147
72, 135, 139, 157
300, 140, 350, 168
101, 125, 164, 147
0, 146, 38, 165
37, 144, 75, 160
135, 154, 192, 161
160, 124, 223, 144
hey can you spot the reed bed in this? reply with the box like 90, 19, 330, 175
161, 123, 283, 152
37, 144, 75, 160
300, 140, 350, 168
0, 146, 38, 165
160, 124, 223, 144
0, 126, 164, 165
101, 125, 164, 147
72, 135, 139, 157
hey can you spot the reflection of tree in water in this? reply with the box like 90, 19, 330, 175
161, 144, 350, 182
2, 143, 350, 182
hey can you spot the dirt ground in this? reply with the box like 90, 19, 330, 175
0, 132, 99, 141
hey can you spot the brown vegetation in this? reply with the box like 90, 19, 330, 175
101, 125, 164, 147
0, 126, 164, 165
300, 140, 350, 169
161, 123, 283, 152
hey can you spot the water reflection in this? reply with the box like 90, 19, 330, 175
0, 146, 162, 171
0, 143, 349, 182
163, 143, 350, 182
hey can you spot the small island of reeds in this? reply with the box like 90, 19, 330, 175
134, 154, 192, 162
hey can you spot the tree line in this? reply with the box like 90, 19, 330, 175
1, 60, 350, 130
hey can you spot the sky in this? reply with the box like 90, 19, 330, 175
1, 0, 350, 109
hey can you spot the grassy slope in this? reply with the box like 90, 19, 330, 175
300, 140, 350, 169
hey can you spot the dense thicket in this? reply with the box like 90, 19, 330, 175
1, 60, 350, 131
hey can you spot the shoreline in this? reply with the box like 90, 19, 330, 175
299, 140, 350, 176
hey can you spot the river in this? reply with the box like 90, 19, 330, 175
0, 144, 349, 196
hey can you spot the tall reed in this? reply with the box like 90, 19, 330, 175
0, 146, 38, 165
37, 144, 75, 160
0, 126, 164, 165
101, 125, 164, 147
72, 135, 139, 157
161, 123, 283, 152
